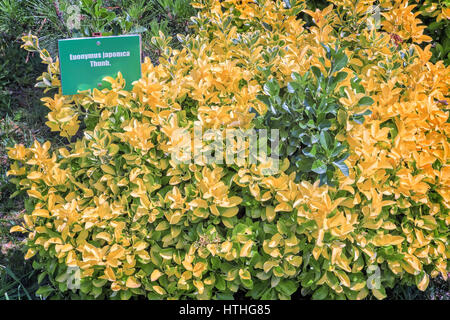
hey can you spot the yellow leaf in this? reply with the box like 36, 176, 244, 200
240, 240, 253, 257
133, 241, 148, 251
104, 267, 116, 281
239, 269, 251, 280
222, 207, 239, 218
280, 158, 290, 171
417, 273, 429, 291
221, 241, 232, 253
221, 217, 234, 228
210, 204, 220, 216
223, 196, 243, 207
275, 202, 292, 212
334, 270, 350, 288
263, 260, 279, 273
31, 208, 50, 218
151, 269, 163, 282
193, 262, 206, 278
287, 255, 302, 267
372, 234, 404, 246
153, 285, 166, 295
356, 287, 369, 300
261, 191, 272, 201
27, 189, 43, 200
193, 208, 209, 219
193, 280, 204, 294
312, 246, 322, 260
27, 171, 43, 180
372, 288, 387, 300
351, 282, 366, 291
10, 225, 26, 233
24, 248, 36, 259
95, 232, 112, 242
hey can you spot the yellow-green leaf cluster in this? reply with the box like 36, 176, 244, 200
8, 0, 449, 300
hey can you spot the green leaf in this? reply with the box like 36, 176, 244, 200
428, 21, 443, 31
35, 285, 54, 299
333, 160, 349, 176
247, 281, 270, 299
296, 157, 314, 172
241, 278, 254, 289
287, 82, 299, 93
302, 145, 317, 157
311, 66, 322, 81
263, 79, 280, 97
357, 96, 374, 106
312, 285, 329, 300
257, 94, 271, 107
330, 71, 347, 91
276, 279, 298, 296
37, 272, 47, 285
311, 159, 327, 174
352, 109, 372, 124
216, 292, 235, 300
319, 131, 332, 151
372, 286, 387, 300
291, 72, 301, 81
332, 53, 348, 74
337, 109, 347, 125
261, 288, 277, 300
120, 290, 132, 300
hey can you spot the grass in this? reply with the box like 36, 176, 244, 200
0, 253, 40, 300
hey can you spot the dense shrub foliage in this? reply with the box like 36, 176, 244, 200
8, 0, 449, 300
257, 46, 369, 186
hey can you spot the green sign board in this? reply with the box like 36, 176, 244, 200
58, 35, 141, 95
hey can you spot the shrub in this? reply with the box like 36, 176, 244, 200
412, 0, 450, 65
8, 0, 449, 300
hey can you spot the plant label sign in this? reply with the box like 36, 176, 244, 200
58, 35, 141, 95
